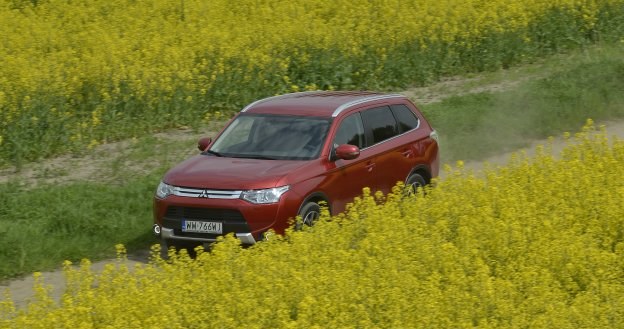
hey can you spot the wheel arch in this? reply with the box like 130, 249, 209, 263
297, 192, 331, 215
406, 164, 432, 185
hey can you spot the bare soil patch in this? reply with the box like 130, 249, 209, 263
402, 74, 536, 106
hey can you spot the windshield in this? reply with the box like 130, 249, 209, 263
209, 114, 331, 160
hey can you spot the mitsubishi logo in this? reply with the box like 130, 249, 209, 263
197, 190, 210, 198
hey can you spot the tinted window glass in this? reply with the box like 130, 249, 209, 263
210, 114, 330, 160
391, 104, 420, 133
333, 113, 364, 148
361, 106, 398, 145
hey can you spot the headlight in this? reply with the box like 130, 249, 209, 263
241, 186, 289, 204
156, 181, 174, 199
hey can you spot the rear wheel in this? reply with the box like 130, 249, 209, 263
296, 202, 321, 229
404, 173, 426, 197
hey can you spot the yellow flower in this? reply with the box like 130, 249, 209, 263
4, 125, 624, 327
87, 139, 99, 150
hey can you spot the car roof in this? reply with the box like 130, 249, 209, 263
241, 91, 407, 118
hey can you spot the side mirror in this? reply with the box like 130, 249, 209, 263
335, 144, 360, 161
197, 137, 212, 151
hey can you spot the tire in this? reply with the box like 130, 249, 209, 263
296, 201, 321, 229
404, 173, 426, 197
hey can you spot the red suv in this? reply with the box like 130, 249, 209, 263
153, 91, 439, 249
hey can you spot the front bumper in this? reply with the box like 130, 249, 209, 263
153, 191, 302, 246
157, 226, 257, 245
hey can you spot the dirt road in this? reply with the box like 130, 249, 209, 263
1, 250, 151, 309
457, 119, 624, 176
2, 63, 624, 310
3, 119, 623, 309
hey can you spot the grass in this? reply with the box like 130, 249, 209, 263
1, 43, 624, 280
421, 43, 624, 163
0, 175, 159, 279
0, 125, 218, 280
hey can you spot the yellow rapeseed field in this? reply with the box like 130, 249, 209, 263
1, 0, 624, 165
1, 121, 623, 328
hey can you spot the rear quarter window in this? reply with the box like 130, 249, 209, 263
390, 104, 420, 133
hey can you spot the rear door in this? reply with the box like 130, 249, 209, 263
360, 106, 403, 194
388, 103, 430, 183
360, 104, 428, 194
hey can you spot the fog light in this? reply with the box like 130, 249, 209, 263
153, 224, 162, 236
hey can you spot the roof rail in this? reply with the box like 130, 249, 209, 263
240, 91, 320, 112
331, 94, 405, 117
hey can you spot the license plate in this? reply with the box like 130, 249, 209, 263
181, 220, 223, 234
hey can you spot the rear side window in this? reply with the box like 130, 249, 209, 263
361, 106, 398, 145
391, 104, 420, 133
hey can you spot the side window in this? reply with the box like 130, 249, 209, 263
361, 106, 398, 145
333, 113, 364, 148
391, 104, 420, 133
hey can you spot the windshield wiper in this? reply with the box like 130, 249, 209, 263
203, 150, 223, 157
241, 155, 278, 160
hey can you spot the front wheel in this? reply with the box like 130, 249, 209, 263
296, 202, 321, 229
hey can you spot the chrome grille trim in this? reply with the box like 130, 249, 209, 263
172, 187, 242, 199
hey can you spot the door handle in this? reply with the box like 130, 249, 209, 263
401, 150, 413, 157
365, 162, 376, 172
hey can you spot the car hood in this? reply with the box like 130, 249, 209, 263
163, 155, 311, 189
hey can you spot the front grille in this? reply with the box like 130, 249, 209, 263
163, 206, 250, 239
165, 207, 244, 221
171, 187, 242, 199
